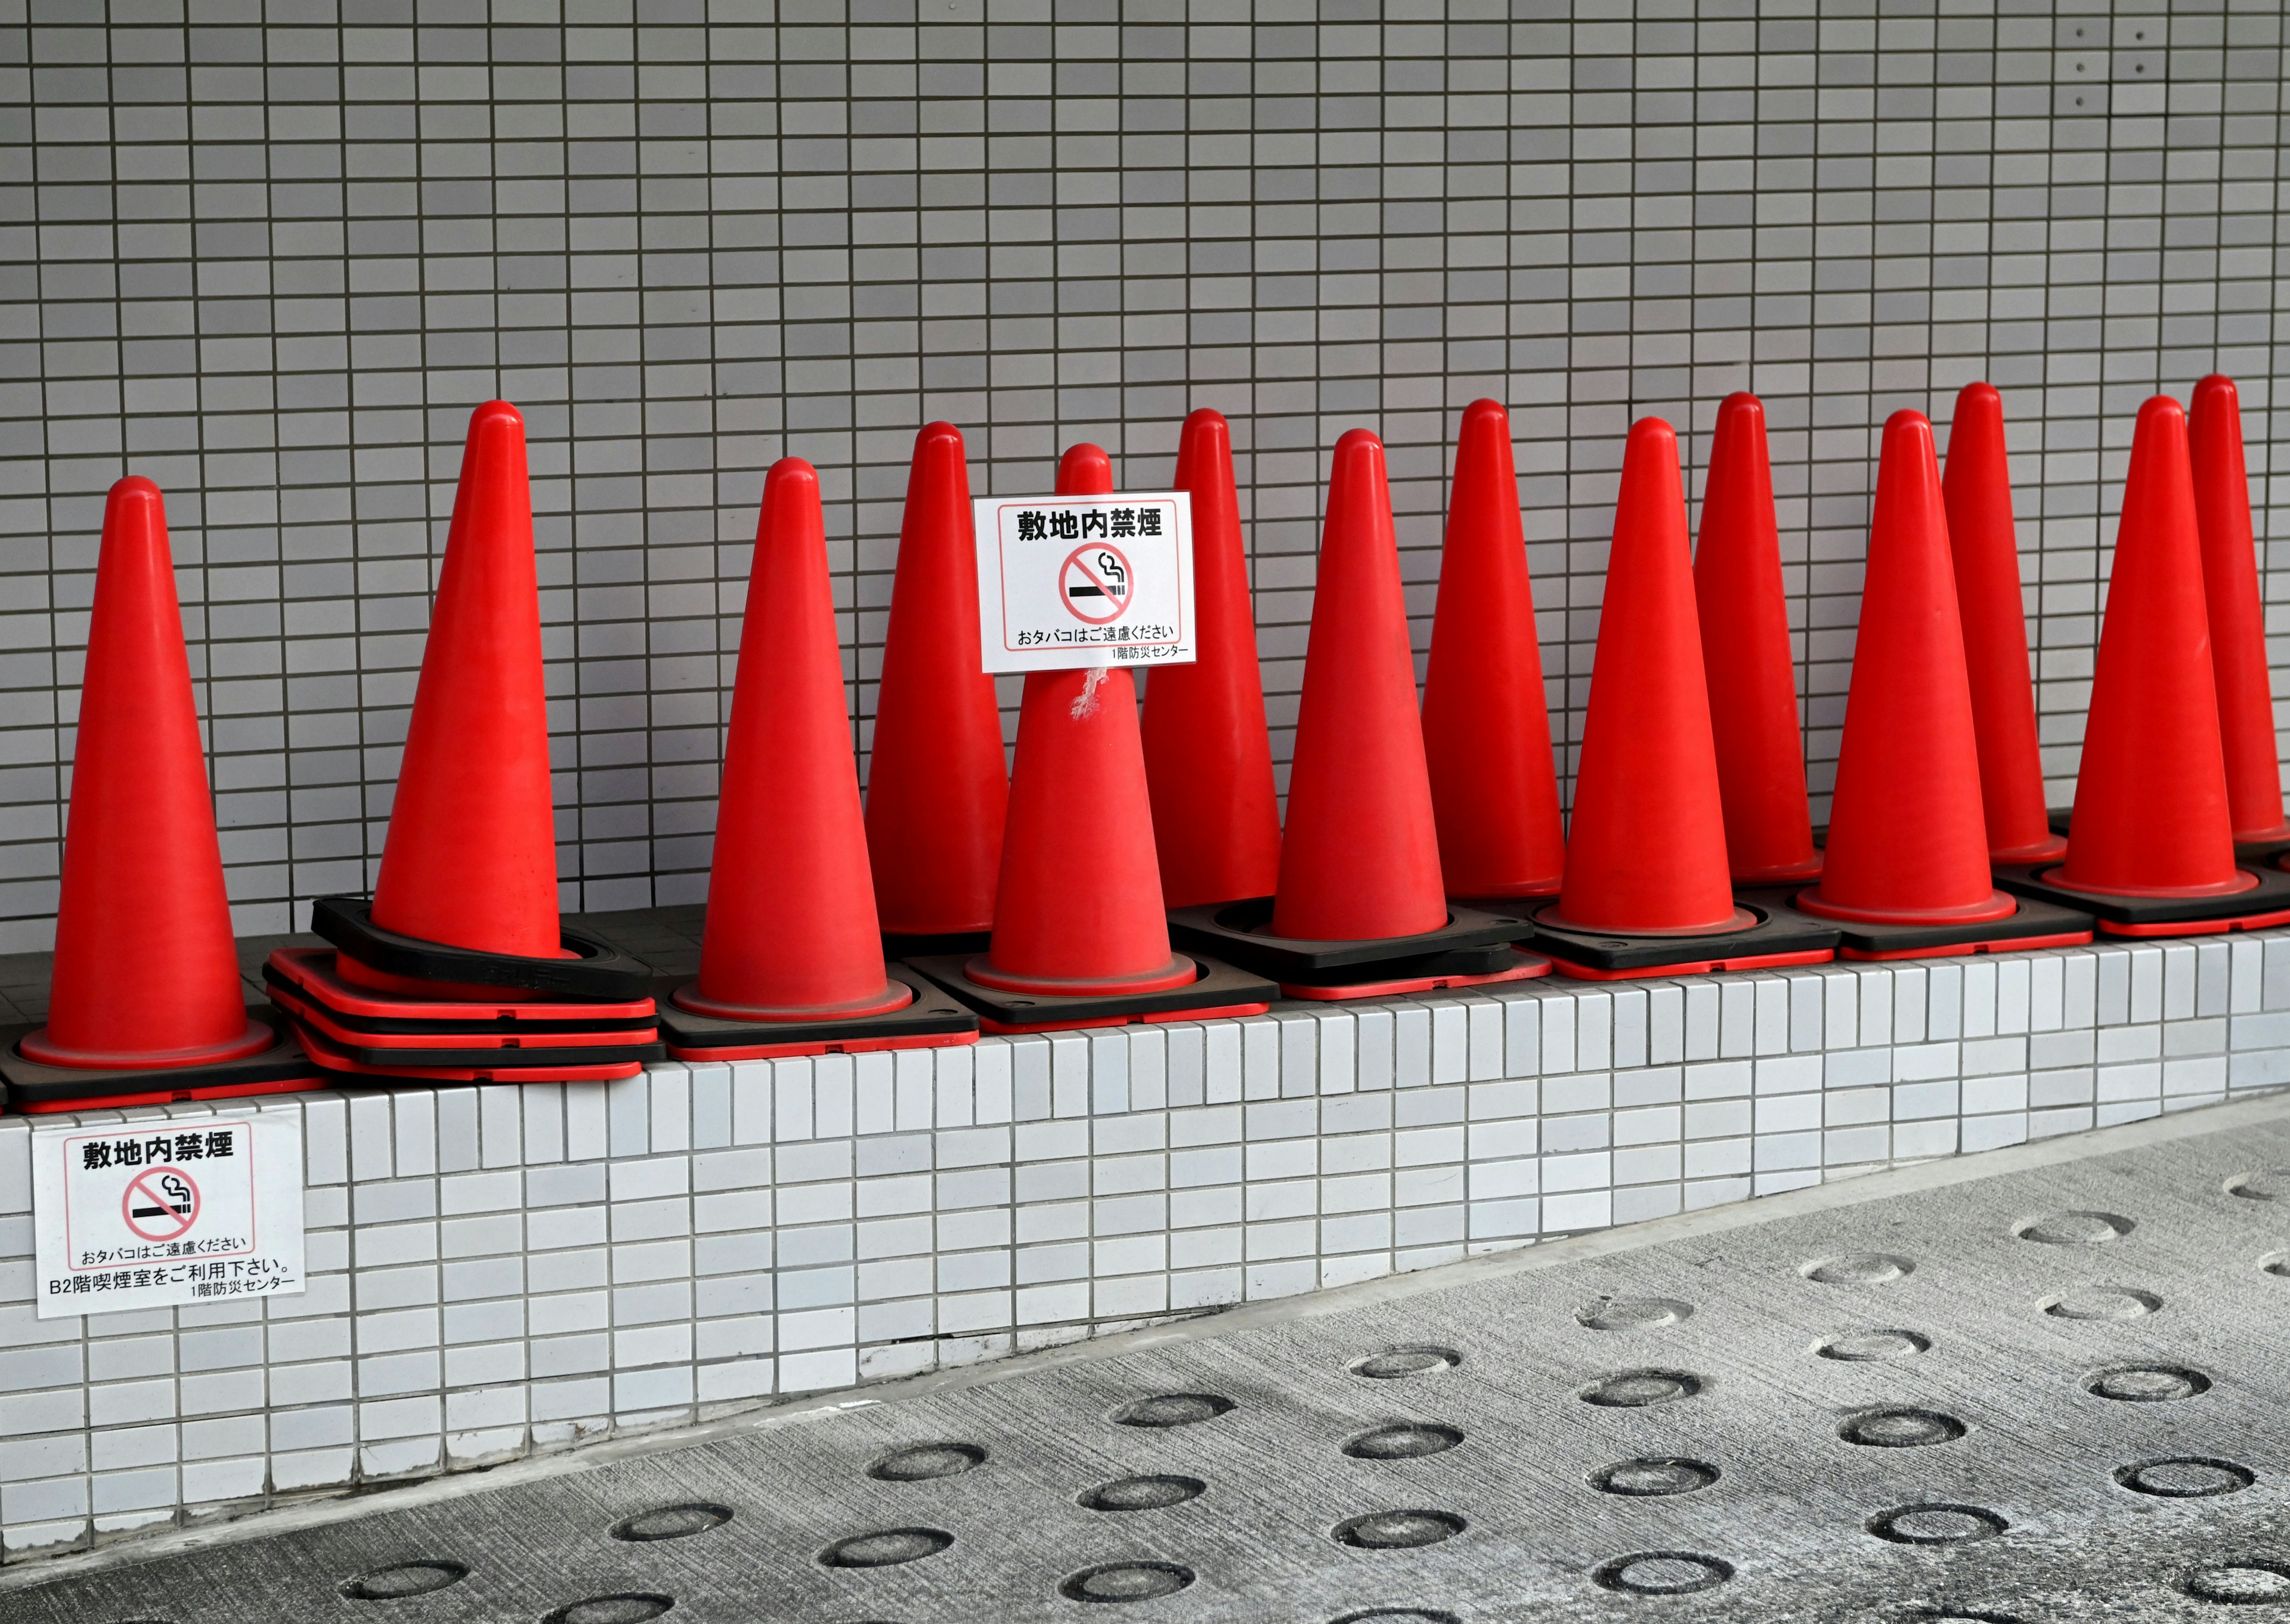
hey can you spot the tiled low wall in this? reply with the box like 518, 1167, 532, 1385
5, 933, 2290, 1563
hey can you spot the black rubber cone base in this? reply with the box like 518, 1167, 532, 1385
882, 927, 994, 960
1799, 892, 2096, 961
1167, 897, 1535, 985
312, 895, 655, 1000
904, 952, 1276, 1035
265, 949, 657, 1036
659, 967, 979, 1060
1993, 862, 2290, 938
0, 1007, 324, 1113
1529, 890, 1840, 980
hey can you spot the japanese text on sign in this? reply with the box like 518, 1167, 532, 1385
973, 491, 1196, 673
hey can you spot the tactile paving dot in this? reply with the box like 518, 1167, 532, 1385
2012, 1210, 2134, 1244
818, 1528, 954, 1569
1331, 1510, 1466, 1549
1839, 1408, 1967, 1447
2225, 1169, 2290, 1201
867, 1442, 986, 1481
1348, 1345, 1462, 1379
2184, 1563, 2290, 1604
541, 1596, 673, 1624
1341, 1423, 1464, 1460
2115, 1457, 2256, 1498
1058, 1561, 1195, 1603
609, 1503, 733, 1542
1590, 1552, 1734, 1595
1579, 1368, 1702, 1408
1814, 1328, 1932, 1361
1589, 1458, 1720, 1497
2041, 1285, 2162, 1320
1574, 1295, 1692, 1331
1802, 1253, 1915, 1283
338, 1560, 469, 1600
1078, 1474, 1207, 1512
2084, 1364, 2211, 1402
1865, 1504, 2008, 1545
1110, 1393, 1234, 1428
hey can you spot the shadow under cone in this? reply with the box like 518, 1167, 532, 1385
1140, 409, 1283, 908
2190, 375, 2290, 844
1693, 392, 1820, 883
678, 459, 908, 1022
20, 478, 270, 1069
865, 422, 1010, 938
1421, 400, 1566, 900
1797, 412, 2013, 926
1942, 382, 2066, 863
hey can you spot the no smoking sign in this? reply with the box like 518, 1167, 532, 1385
974, 491, 1196, 672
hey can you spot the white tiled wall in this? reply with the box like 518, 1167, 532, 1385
4, 932, 2289, 1563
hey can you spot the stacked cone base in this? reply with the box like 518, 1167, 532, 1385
1994, 863, 2290, 939
0, 1007, 322, 1112
1169, 899, 1551, 1001
266, 952, 663, 1070
1792, 893, 2094, 961
905, 952, 1276, 1035
292, 1022, 650, 1082
1528, 892, 1840, 980
314, 895, 652, 1000
658, 967, 979, 1060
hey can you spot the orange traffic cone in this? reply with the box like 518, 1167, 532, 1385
1941, 382, 2066, 863
660, 460, 975, 1060
1692, 392, 1820, 883
1533, 419, 1836, 978
3, 478, 318, 1109
1421, 400, 1567, 901
865, 423, 1011, 946
2190, 375, 2290, 845
1794, 413, 2088, 959
2000, 396, 2290, 936
1140, 409, 1282, 908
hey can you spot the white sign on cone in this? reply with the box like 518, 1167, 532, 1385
32, 1112, 306, 1319
973, 491, 1196, 673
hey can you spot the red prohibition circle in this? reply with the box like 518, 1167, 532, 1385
1061, 543, 1134, 625
121, 1165, 200, 1242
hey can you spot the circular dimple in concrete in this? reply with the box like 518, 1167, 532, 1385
818, 1527, 954, 1569
542, 1597, 674, 1624
1059, 1562, 1196, 1604
2184, 1563, 2290, 1604
1590, 1552, 1734, 1595
1110, 1393, 1234, 1428
1574, 1295, 1692, 1331
2041, 1286, 2162, 1320
1839, 1408, 1967, 1447
1332, 1509, 1466, 1549
1867, 1504, 2008, 1545
1589, 1458, 1720, 1497
2085, 1365, 2211, 1402
1342, 1423, 1463, 1461
2261, 1250, 2290, 1279
609, 1503, 732, 1542
2118, 1458, 2256, 1498
2226, 1169, 2290, 1201
1350, 1346, 1462, 1380
339, 1560, 470, 1601
1815, 1328, 1932, 1362
2013, 1210, 2134, 1244
1079, 1474, 1207, 1512
1579, 1368, 1703, 1408
867, 1442, 985, 1481
1802, 1253, 1915, 1284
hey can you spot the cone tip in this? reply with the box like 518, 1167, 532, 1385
109, 474, 163, 505
1716, 390, 1763, 420
766, 454, 820, 488
1460, 398, 1507, 426
1955, 379, 2000, 410
2137, 394, 2187, 432
1883, 407, 1935, 440
469, 399, 525, 432
1181, 406, 1229, 435
2192, 373, 2238, 408
1626, 415, 1678, 452
915, 420, 965, 450
1334, 425, 1385, 456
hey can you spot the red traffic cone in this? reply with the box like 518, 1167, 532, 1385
864, 422, 1010, 941
351, 400, 567, 981
1941, 382, 2066, 863
2190, 375, 2290, 843
1140, 409, 1282, 908
969, 444, 1192, 995
1420, 400, 1567, 900
1796, 412, 2013, 926
1548, 419, 1744, 935
1692, 392, 1821, 883
1272, 428, 1450, 940
676, 459, 908, 1021
2053, 396, 2247, 898
19, 478, 270, 1069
